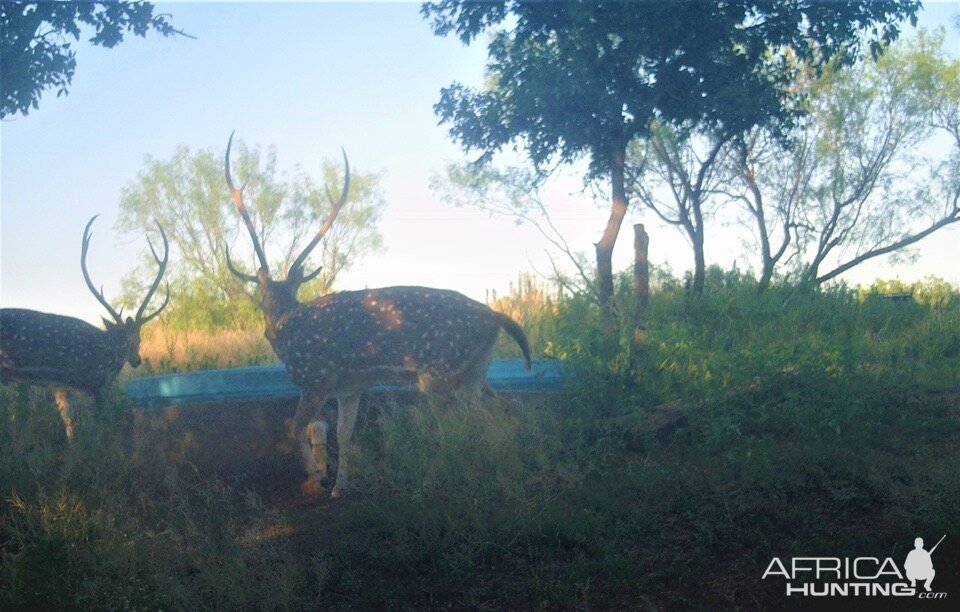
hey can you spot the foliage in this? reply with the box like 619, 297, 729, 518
729, 29, 960, 287
424, 0, 919, 173
116, 139, 386, 325
491, 266, 960, 394
0, 1, 186, 117
130, 265, 960, 391
859, 275, 957, 310
122, 274, 265, 333
423, 0, 920, 317
3, 266, 958, 608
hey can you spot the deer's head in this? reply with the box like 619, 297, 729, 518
81, 215, 169, 368
223, 132, 349, 343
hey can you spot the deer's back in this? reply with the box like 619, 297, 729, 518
0, 308, 121, 392
275, 286, 505, 389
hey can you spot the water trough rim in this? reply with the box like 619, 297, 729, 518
125, 359, 566, 409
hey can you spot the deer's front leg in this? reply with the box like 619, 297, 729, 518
294, 392, 329, 486
330, 393, 361, 499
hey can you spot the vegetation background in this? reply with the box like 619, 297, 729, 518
2, 270, 958, 609
2, 2, 959, 609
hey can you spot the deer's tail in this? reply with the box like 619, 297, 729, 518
496, 313, 532, 370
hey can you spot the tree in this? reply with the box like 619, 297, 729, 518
116, 140, 386, 327
422, 0, 920, 343
1, 1, 187, 118
724, 127, 813, 292
729, 30, 960, 288
626, 122, 734, 295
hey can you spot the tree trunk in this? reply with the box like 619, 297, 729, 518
758, 261, 774, 293
691, 223, 706, 296
631, 224, 649, 366
755, 200, 774, 293
596, 143, 629, 354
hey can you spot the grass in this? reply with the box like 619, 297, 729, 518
0, 387, 317, 610
136, 325, 277, 374
2, 270, 959, 609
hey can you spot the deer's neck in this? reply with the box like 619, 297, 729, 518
259, 286, 301, 348
102, 326, 132, 375
262, 303, 299, 354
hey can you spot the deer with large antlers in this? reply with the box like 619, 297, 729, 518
225, 133, 531, 497
0, 216, 169, 440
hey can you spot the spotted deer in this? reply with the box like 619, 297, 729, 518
0, 216, 169, 439
224, 133, 531, 497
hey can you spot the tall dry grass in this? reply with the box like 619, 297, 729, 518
136, 325, 278, 374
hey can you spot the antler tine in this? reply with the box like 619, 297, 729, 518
226, 131, 270, 274
224, 244, 259, 283
81, 215, 123, 323
301, 264, 325, 284
135, 221, 170, 323
289, 148, 350, 275
140, 282, 170, 324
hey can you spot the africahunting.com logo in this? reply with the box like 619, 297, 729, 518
762, 535, 947, 599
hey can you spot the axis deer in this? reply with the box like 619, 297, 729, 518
224, 133, 531, 497
0, 216, 169, 440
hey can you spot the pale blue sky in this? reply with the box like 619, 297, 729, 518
1, 1, 958, 324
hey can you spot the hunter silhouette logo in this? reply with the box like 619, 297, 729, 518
762, 535, 948, 599
905, 535, 944, 592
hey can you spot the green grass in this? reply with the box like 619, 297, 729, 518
0, 387, 317, 610
2, 270, 959, 609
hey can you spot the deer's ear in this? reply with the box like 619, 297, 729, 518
102, 317, 115, 329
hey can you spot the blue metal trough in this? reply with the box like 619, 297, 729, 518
125, 359, 566, 409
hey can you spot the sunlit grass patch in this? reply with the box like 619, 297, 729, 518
135, 324, 277, 374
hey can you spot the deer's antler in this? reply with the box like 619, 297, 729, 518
135, 221, 170, 324
225, 131, 271, 278
81, 215, 124, 323
289, 148, 350, 279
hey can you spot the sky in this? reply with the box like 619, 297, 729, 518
1, 1, 959, 325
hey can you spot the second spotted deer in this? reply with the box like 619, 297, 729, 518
1, 216, 169, 439
224, 133, 530, 497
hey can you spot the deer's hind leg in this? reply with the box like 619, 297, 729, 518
455, 332, 499, 395
53, 388, 74, 442
331, 392, 361, 498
